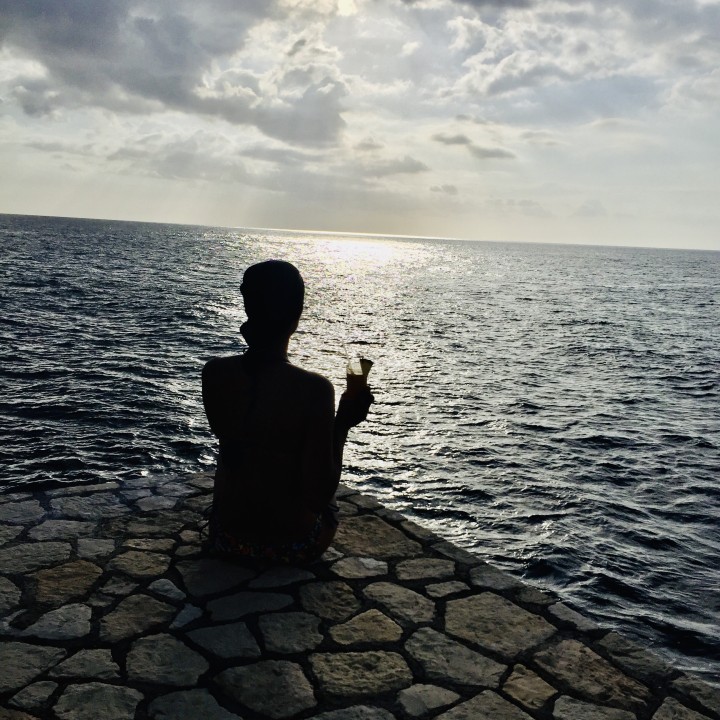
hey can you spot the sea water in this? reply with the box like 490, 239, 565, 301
1, 214, 718, 682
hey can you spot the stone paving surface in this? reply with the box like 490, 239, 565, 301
1, 473, 718, 720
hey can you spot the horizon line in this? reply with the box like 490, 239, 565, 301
1, 210, 717, 254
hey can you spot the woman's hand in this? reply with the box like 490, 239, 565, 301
336, 387, 374, 430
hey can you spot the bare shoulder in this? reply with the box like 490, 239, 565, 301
286, 364, 335, 399
202, 355, 241, 383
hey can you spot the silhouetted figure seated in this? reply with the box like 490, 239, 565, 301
202, 260, 373, 564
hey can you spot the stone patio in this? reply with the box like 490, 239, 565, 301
0, 473, 718, 720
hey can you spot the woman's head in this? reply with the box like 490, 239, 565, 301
240, 260, 304, 344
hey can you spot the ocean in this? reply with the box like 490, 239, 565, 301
1, 213, 718, 683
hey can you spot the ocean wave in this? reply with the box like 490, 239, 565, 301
1, 214, 719, 682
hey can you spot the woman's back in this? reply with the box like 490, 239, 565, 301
203, 353, 337, 542
202, 259, 372, 562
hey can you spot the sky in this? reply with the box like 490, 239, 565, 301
1, 0, 718, 250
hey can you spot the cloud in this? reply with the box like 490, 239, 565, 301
573, 199, 608, 218
0, 0, 347, 146
433, 133, 472, 146
488, 197, 552, 218
432, 132, 514, 159
355, 138, 384, 152
108, 132, 248, 183
24, 139, 100, 160
242, 144, 320, 166
363, 155, 430, 177
469, 145, 515, 159
520, 129, 559, 146
400, 41, 420, 57
431, 184, 458, 195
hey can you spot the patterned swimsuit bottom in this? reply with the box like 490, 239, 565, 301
209, 504, 339, 565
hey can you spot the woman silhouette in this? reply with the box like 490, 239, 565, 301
202, 260, 373, 563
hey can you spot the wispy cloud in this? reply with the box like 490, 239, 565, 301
432, 133, 515, 160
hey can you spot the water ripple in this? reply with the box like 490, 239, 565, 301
1, 214, 719, 684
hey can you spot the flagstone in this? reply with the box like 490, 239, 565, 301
53, 683, 143, 720
445, 593, 555, 659
126, 634, 209, 686
0, 525, 21, 547
0, 642, 66, 693
548, 602, 600, 633
0, 500, 45, 525
400, 519, 441, 543
395, 558, 455, 581
147, 689, 241, 720
123, 537, 175, 551
0, 708, 40, 720
330, 609, 403, 646
534, 639, 651, 710
300, 581, 360, 621
468, 563, 523, 591
249, 565, 315, 588
397, 684, 460, 717
136, 495, 179, 511
27, 520, 96, 541
186, 621, 261, 659
405, 627, 505, 687
514, 586, 556, 606
502, 664, 556, 710
310, 708, 395, 720
148, 579, 185, 602
176, 558, 256, 597
349, 494, 383, 511
431, 541, 482, 566
598, 632, 675, 683
46, 482, 118, 497
310, 651, 413, 698
97, 576, 137, 597
331, 557, 388, 579
333, 515, 422, 558
99, 594, 175, 642
258, 611, 323, 653
50, 494, 129, 520
21, 603, 91, 640
435, 690, 534, 719
553, 696, 637, 719
159, 481, 198, 497
207, 591, 294, 622
185, 473, 215, 490
653, 698, 711, 720
425, 581, 468, 598
174, 545, 199, 557
8, 682, 57, 712
169, 604, 203, 628
34, 560, 102, 604
0, 577, 21, 614
76, 538, 115, 559
215, 660, 316, 719
671, 675, 720, 716
363, 581, 435, 625
108, 550, 170, 578
49, 649, 120, 680
0, 542, 71, 573
126, 516, 186, 537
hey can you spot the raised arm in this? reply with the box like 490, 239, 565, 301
301, 377, 374, 510
333, 386, 374, 470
